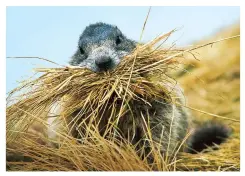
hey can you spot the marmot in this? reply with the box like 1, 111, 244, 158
67, 22, 231, 156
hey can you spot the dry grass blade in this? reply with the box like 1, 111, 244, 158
7, 56, 66, 67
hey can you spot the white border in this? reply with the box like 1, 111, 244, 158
1, 1, 243, 176
0, 3, 6, 175
1, 0, 243, 6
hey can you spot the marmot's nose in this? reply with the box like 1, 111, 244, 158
95, 56, 113, 71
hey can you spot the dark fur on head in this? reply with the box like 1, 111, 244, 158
69, 22, 136, 72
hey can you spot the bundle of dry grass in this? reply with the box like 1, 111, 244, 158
7, 29, 184, 171
7, 30, 180, 140
6, 26, 240, 171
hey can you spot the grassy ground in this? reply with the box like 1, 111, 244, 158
173, 24, 240, 171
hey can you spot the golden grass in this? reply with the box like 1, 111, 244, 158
6, 24, 240, 171
172, 24, 240, 171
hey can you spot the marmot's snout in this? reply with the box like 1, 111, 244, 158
90, 45, 116, 72
95, 56, 114, 71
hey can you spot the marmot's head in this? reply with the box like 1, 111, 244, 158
70, 22, 136, 72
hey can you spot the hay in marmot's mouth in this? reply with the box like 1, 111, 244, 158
6, 30, 187, 171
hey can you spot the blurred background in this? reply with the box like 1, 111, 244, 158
6, 6, 239, 92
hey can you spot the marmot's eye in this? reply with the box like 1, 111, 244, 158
116, 36, 121, 45
79, 47, 85, 54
